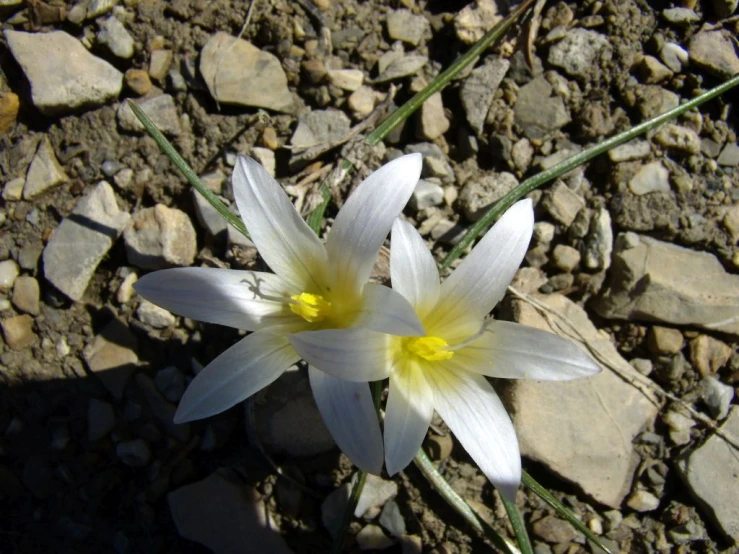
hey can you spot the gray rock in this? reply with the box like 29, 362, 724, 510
386, 9, 428, 46
290, 109, 351, 151
155, 366, 186, 403
321, 484, 351, 538
148, 49, 173, 83
23, 136, 68, 200
170, 469, 295, 554
608, 140, 651, 163
626, 490, 660, 512
4, 30, 122, 115
717, 143, 739, 167
410, 180, 444, 211
2, 177, 24, 201
374, 53, 428, 83
532, 515, 577, 543
677, 406, 739, 542
135, 373, 190, 443
663, 7, 701, 25
200, 32, 294, 113
547, 28, 612, 79
594, 233, 739, 336
251, 147, 276, 177
356, 525, 395, 551
379, 501, 406, 538
87, 0, 117, 18
660, 42, 689, 73
326, 68, 364, 92
116, 439, 151, 467
648, 326, 684, 355
43, 181, 130, 301
689, 31, 739, 79
192, 189, 229, 238
124, 205, 197, 270
83, 319, 139, 399
11, 276, 40, 315
417, 92, 449, 140
508, 294, 659, 508
583, 208, 613, 270
405, 143, 455, 183
251, 368, 336, 457
117, 95, 181, 136
136, 300, 176, 328
552, 244, 580, 272
460, 57, 510, 136
701, 377, 734, 420
97, 16, 134, 59
712, 0, 738, 18
459, 172, 518, 221
635, 85, 680, 120
654, 124, 701, 154
629, 161, 670, 195
88, 398, 115, 441
355, 474, 398, 517
514, 76, 570, 140
638, 55, 673, 84
511, 138, 534, 172
541, 181, 585, 226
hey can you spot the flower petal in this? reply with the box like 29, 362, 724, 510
391, 218, 440, 318
353, 283, 425, 336
134, 268, 298, 331
308, 367, 384, 474
453, 321, 601, 380
289, 329, 391, 382
232, 156, 328, 292
174, 331, 299, 423
325, 153, 422, 297
430, 199, 534, 336
426, 367, 521, 501
385, 359, 434, 475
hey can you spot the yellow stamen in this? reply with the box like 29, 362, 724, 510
290, 292, 332, 323
405, 336, 454, 361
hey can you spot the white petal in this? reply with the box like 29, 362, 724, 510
353, 284, 425, 336
134, 268, 297, 331
391, 218, 440, 318
289, 329, 392, 381
232, 156, 328, 292
174, 331, 299, 423
426, 367, 521, 501
453, 321, 601, 380
430, 199, 534, 336
325, 154, 422, 297
308, 367, 384, 474
385, 359, 434, 475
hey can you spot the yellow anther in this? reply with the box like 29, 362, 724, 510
290, 293, 332, 323
405, 336, 454, 361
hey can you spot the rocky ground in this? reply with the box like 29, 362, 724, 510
1, 0, 738, 552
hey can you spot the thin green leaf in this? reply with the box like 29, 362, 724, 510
330, 470, 367, 554
414, 449, 521, 554
439, 73, 739, 271
127, 100, 250, 239
501, 493, 533, 554
522, 471, 614, 554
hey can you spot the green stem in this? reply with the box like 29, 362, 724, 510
439, 73, 739, 271
501, 494, 533, 554
127, 100, 250, 239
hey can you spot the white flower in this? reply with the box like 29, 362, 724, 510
134, 154, 424, 474
290, 199, 600, 499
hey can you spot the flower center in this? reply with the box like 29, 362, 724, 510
289, 292, 333, 323
404, 336, 454, 361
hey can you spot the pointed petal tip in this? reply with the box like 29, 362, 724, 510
497, 480, 520, 504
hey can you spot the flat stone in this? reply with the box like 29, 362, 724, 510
702, 377, 734, 420
548, 28, 612, 79
508, 294, 659, 508
689, 31, 739, 79
689, 335, 733, 377
594, 233, 739, 336
608, 140, 651, 162
638, 55, 673, 84
712, 0, 739, 18
124, 69, 152, 96
290, 109, 351, 151
677, 406, 739, 542
627, 490, 660, 512
43, 181, 130, 301
117, 94, 181, 136
635, 85, 680, 120
356, 524, 394, 551
661, 42, 689, 73
410, 180, 444, 211
532, 515, 577, 544
460, 57, 509, 136
87, 0, 116, 18
135, 373, 189, 442
83, 319, 139, 399
192, 189, 229, 239
386, 9, 428, 46
454, 0, 501, 44
326, 68, 364, 91
124, 204, 196, 270
648, 326, 684, 355
3, 177, 24, 201
251, 147, 276, 177
378, 501, 406, 538
459, 172, 518, 222
552, 244, 580, 272
629, 161, 670, 195
4, 30, 122, 115
87, 398, 115, 441
717, 143, 739, 167
169, 469, 295, 554
355, 475, 398, 517
136, 300, 176, 328
514, 76, 570, 140
416, 92, 449, 141
97, 16, 134, 59
155, 366, 186, 403
663, 7, 701, 25
654, 124, 701, 155
148, 49, 173, 82
1, 314, 37, 350
23, 136, 68, 200
583, 207, 613, 270
200, 32, 294, 113
374, 53, 428, 83
541, 181, 585, 226
0, 259, 19, 292
11, 276, 40, 315
348, 86, 377, 119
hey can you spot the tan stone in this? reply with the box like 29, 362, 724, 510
1, 314, 37, 350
